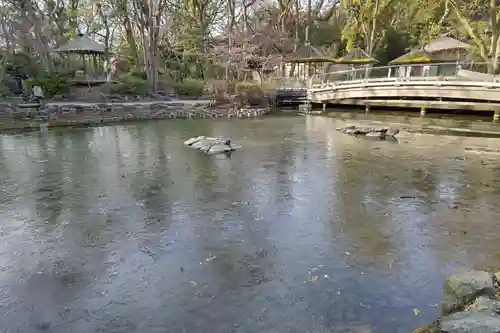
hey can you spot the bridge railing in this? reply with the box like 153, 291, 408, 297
272, 62, 494, 89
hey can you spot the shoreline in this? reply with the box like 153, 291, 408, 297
0, 100, 271, 134
2, 100, 500, 138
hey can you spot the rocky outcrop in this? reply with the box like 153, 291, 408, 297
413, 270, 500, 333
184, 136, 242, 155
337, 125, 400, 138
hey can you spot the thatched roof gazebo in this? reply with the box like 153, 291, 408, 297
53, 35, 106, 54
52, 34, 107, 83
389, 36, 471, 65
333, 47, 379, 80
290, 44, 336, 63
388, 36, 471, 78
336, 47, 378, 65
285, 44, 336, 80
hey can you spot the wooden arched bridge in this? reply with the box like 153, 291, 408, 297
273, 62, 500, 120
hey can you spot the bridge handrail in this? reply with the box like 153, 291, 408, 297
272, 62, 497, 88
309, 75, 467, 88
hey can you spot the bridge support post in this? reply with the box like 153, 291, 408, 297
420, 107, 426, 117
322, 103, 326, 112
365, 105, 371, 113
494, 110, 500, 122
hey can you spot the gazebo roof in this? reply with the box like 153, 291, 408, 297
423, 36, 471, 52
389, 48, 431, 65
289, 44, 336, 63
53, 34, 106, 54
389, 36, 471, 65
335, 47, 378, 64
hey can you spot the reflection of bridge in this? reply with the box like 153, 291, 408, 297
274, 62, 500, 120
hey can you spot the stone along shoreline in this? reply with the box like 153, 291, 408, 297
0, 100, 271, 132
414, 270, 500, 333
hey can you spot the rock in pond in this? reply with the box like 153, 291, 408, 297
441, 271, 495, 316
414, 270, 500, 333
467, 296, 500, 313
184, 136, 242, 155
336, 125, 399, 138
440, 311, 500, 333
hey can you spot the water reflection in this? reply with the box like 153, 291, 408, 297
0, 116, 499, 332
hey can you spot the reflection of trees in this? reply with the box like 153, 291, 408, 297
112, 126, 126, 173
181, 125, 277, 291
328, 132, 500, 272
129, 124, 172, 233
13, 129, 113, 322
192, 180, 275, 291
0, 137, 16, 208
427, 158, 500, 269
331, 143, 402, 267
34, 133, 65, 226
273, 138, 295, 205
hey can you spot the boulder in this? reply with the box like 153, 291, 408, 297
467, 296, 500, 314
184, 136, 241, 155
440, 311, 500, 333
441, 271, 495, 316
200, 143, 233, 155
184, 136, 206, 146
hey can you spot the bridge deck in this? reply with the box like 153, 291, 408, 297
330, 99, 500, 112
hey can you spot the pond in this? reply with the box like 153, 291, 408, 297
0, 115, 500, 333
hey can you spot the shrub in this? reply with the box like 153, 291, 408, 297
205, 79, 232, 105
129, 68, 147, 80
0, 74, 23, 96
25, 71, 72, 98
171, 79, 205, 98
0, 83, 13, 97
108, 73, 150, 96
4, 52, 39, 78
235, 81, 266, 106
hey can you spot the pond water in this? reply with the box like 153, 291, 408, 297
1, 115, 500, 333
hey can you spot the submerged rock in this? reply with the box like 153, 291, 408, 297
411, 324, 441, 333
336, 125, 399, 138
184, 136, 241, 155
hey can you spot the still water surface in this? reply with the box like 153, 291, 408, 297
0, 115, 500, 333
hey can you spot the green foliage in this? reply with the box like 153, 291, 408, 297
108, 73, 150, 95
171, 79, 205, 97
375, 28, 414, 65
24, 71, 72, 98
3, 52, 40, 78
0, 84, 13, 98
129, 68, 148, 80
235, 81, 266, 106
